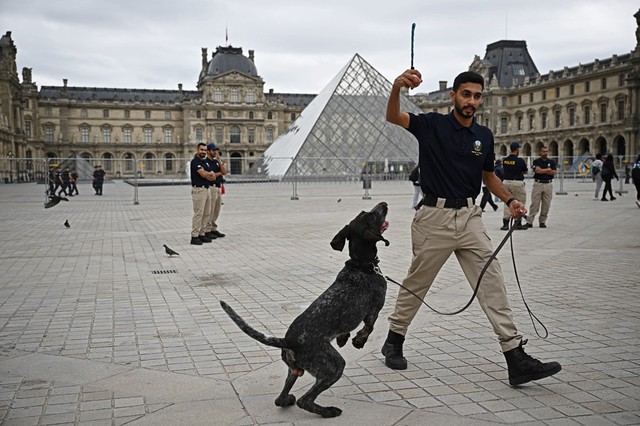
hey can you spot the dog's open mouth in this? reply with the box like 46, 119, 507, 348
381, 220, 389, 233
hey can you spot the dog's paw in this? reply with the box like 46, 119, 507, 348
336, 333, 350, 347
352, 336, 367, 349
319, 406, 342, 418
275, 394, 296, 407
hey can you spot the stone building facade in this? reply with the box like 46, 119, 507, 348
1, 9, 639, 182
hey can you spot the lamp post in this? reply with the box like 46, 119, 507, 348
7, 151, 14, 183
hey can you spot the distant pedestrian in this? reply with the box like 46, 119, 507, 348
480, 180, 498, 211
47, 165, 55, 195
58, 167, 71, 196
624, 165, 631, 184
409, 166, 422, 210
601, 154, 619, 201
52, 167, 63, 195
500, 142, 528, 230
525, 146, 556, 228
631, 154, 640, 208
592, 153, 604, 200
93, 165, 106, 195
70, 169, 79, 196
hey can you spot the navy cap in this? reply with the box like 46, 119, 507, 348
510, 142, 521, 150
206, 143, 218, 151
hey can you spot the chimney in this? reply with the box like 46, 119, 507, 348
201, 48, 208, 67
439, 80, 447, 91
269, 88, 274, 94
248, 49, 255, 62
178, 83, 183, 91
63, 78, 68, 88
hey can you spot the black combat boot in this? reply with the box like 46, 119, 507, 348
504, 340, 561, 386
515, 219, 529, 230
381, 330, 407, 370
500, 219, 509, 230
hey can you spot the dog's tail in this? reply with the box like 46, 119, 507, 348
219, 301, 287, 348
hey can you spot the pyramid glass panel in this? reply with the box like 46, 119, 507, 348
251, 54, 423, 179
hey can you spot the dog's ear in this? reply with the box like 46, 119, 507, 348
330, 225, 350, 251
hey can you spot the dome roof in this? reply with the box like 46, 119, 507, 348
206, 46, 258, 78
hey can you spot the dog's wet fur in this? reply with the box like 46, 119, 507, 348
220, 202, 389, 418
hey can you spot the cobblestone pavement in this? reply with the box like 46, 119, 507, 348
0, 178, 638, 425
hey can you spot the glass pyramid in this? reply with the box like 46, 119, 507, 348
251, 54, 423, 179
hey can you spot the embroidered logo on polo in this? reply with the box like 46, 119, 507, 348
472, 140, 483, 156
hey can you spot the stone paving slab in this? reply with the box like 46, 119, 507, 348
0, 178, 639, 425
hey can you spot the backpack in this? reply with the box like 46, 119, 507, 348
591, 164, 600, 176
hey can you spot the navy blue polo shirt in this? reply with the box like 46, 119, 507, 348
502, 155, 527, 180
206, 157, 224, 188
407, 112, 495, 199
532, 157, 556, 182
190, 154, 211, 186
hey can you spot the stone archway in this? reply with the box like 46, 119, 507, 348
596, 136, 607, 155
563, 139, 574, 164
613, 135, 626, 156
230, 152, 243, 174
578, 138, 590, 155
548, 141, 559, 157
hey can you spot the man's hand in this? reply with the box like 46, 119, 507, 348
509, 199, 527, 219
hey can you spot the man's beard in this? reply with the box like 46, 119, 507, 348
454, 101, 476, 119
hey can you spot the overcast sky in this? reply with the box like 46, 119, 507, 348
0, 0, 637, 95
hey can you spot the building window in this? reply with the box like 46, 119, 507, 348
600, 103, 607, 122
164, 128, 173, 143
569, 107, 575, 126
248, 128, 255, 143
541, 112, 548, 129
230, 88, 239, 103
585, 81, 590, 92
291, 113, 296, 120
102, 128, 111, 143
554, 110, 561, 127
230, 126, 240, 143
45, 107, 52, 117
517, 116, 523, 130
617, 100, 625, 121
266, 128, 274, 143
25, 120, 32, 137
512, 63, 525, 75
103, 109, 109, 118
517, 95, 522, 105
214, 88, 223, 102
145, 110, 151, 119
500, 117, 508, 134
124, 109, 130, 119
249, 111, 254, 119
601, 77, 607, 90
246, 90, 255, 103
81, 108, 88, 118
542, 90, 546, 101
528, 115, 534, 130
584, 105, 591, 124
529, 93, 533, 103
619, 74, 625, 86
164, 111, 171, 120
124, 153, 134, 171
195, 128, 203, 142
215, 127, 223, 144
216, 111, 222, 119
267, 111, 273, 120
144, 153, 154, 171
501, 97, 507, 107
570, 84, 575, 95
103, 153, 113, 171
196, 110, 201, 119
164, 153, 174, 171
555, 87, 560, 98
81, 126, 90, 143
144, 127, 152, 143
124, 127, 132, 143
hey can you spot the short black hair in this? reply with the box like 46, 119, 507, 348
596, 153, 602, 160
197, 142, 207, 148
452, 71, 484, 92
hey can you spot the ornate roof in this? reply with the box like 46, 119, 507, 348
205, 46, 258, 78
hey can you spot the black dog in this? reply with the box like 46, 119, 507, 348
220, 202, 389, 418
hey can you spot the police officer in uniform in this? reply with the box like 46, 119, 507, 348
204, 143, 227, 240
381, 68, 561, 387
501, 142, 528, 230
190, 143, 215, 245
525, 146, 556, 228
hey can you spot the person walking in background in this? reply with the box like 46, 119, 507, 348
631, 154, 640, 208
494, 159, 504, 204
525, 146, 556, 228
47, 165, 55, 195
70, 169, 79, 196
480, 180, 498, 211
500, 142, 528, 230
381, 68, 560, 386
58, 167, 71, 196
92, 165, 106, 196
204, 143, 227, 240
601, 154, 619, 201
592, 153, 604, 200
409, 165, 422, 210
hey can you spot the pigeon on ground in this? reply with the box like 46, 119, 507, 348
64, 219, 70, 228
337, 198, 342, 203
163, 244, 179, 256
44, 195, 69, 209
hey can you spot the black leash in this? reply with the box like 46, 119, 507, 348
384, 218, 548, 338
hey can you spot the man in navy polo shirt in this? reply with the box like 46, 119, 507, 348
381, 69, 561, 386
501, 142, 528, 230
525, 146, 556, 228
190, 143, 215, 245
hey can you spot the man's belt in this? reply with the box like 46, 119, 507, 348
534, 179, 552, 183
192, 184, 209, 188
503, 179, 524, 181
418, 194, 475, 210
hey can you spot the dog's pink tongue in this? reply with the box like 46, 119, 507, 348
381, 220, 389, 233
292, 368, 304, 377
